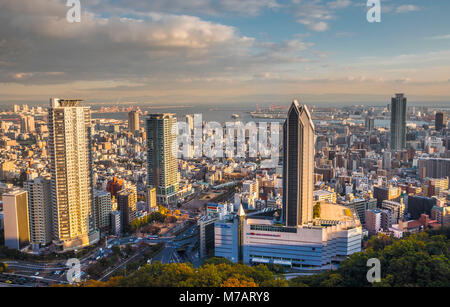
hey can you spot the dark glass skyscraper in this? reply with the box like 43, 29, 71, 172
390, 93, 407, 151
435, 112, 446, 131
282, 101, 315, 227
146, 113, 179, 205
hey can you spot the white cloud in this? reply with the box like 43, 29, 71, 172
0, 0, 313, 86
290, 0, 350, 32
395, 4, 420, 14
428, 34, 450, 40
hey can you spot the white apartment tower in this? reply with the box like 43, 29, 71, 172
48, 98, 98, 251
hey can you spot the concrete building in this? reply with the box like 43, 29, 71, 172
3, 189, 30, 250
117, 186, 137, 231
24, 177, 52, 247
418, 158, 450, 180
48, 98, 99, 251
216, 204, 362, 268
431, 206, 450, 227
146, 113, 179, 205
128, 110, 140, 133
382, 199, 405, 225
339, 198, 377, 225
390, 93, 407, 151
110, 211, 121, 236
94, 190, 112, 230
366, 209, 382, 235
198, 216, 218, 258
407, 195, 437, 219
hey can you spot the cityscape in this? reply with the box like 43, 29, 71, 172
0, 0, 449, 293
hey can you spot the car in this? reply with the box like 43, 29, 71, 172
34, 272, 40, 276
5, 280, 12, 284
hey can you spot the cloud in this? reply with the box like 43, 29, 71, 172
90, 0, 281, 17
0, 0, 314, 86
428, 34, 450, 40
290, 0, 351, 32
328, 0, 352, 10
395, 4, 420, 14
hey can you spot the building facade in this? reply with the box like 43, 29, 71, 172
48, 98, 98, 251
3, 189, 30, 250
24, 177, 52, 247
390, 93, 407, 151
146, 113, 179, 205
283, 101, 315, 226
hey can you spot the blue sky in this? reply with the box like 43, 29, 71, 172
0, 0, 449, 105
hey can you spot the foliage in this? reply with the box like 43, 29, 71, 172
78, 260, 283, 287
130, 212, 166, 232
74, 228, 450, 287
289, 229, 450, 287
313, 202, 321, 219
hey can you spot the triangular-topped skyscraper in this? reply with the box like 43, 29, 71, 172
282, 100, 315, 226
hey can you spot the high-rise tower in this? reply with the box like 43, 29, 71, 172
146, 113, 179, 205
128, 110, 140, 133
24, 177, 53, 247
435, 112, 446, 131
282, 101, 315, 227
48, 98, 98, 251
390, 93, 407, 151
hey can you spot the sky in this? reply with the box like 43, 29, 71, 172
0, 0, 450, 106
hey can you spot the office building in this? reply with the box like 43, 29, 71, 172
282, 101, 314, 226
128, 110, 140, 133
365, 116, 375, 132
48, 98, 98, 251
146, 113, 179, 205
20, 115, 35, 133
215, 100, 362, 269
237, 205, 362, 268
24, 177, 52, 247
117, 186, 137, 231
418, 158, 450, 179
407, 196, 437, 219
390, 93, 407, 151
373, 185, 402, 207
435, 112, 446, 131
3, 190, 30, 250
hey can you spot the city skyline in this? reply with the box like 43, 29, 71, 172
1, 0, 450, 105
0, 0, 449, 291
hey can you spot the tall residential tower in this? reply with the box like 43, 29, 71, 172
48, 98, 98, 251
146, 113, 179, 205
